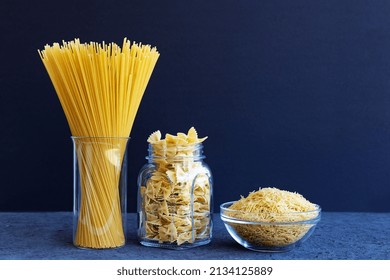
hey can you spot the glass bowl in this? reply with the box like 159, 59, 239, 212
220, 201, 321, 252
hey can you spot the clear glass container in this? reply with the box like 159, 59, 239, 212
220, 202, 321, 252
72, 137, 129, 249
137, 143, 213, 249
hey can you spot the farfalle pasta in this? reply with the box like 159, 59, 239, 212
138, 127, 212, 247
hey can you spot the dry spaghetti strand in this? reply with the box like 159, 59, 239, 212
38, 38, 159, 248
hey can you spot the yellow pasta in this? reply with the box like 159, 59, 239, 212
228, 188, 318, 247
139, 127, 211, 246
38, 38, 159, 248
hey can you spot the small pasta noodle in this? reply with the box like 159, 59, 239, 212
228, 188, 318, 247
38, 38, 159, 248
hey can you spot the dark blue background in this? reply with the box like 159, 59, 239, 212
1, 0, 389, 212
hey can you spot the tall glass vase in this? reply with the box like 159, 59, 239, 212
72, 137, 129, 249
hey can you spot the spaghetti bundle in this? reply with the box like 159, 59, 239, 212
39, 38, 159, 248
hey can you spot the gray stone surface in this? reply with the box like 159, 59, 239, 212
0, 212, 389, 259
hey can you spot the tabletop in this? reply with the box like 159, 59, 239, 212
0, 212, 389, 260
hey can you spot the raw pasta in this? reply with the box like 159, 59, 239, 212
139, 127, 211, 245
38, 38, 159, 249
228, 188, 318, 247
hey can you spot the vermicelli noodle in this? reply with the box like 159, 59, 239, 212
228, 188, 318, 247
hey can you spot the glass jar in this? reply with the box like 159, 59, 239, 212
137, 143, 213, 249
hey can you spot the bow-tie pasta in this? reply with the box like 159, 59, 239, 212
139, 127, 212, 246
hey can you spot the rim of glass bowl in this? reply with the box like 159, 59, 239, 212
220, 201, 321, 225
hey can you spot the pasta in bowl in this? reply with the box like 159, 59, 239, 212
220, 188, 321, 252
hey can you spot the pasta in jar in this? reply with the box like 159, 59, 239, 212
137, 127, 213, 249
